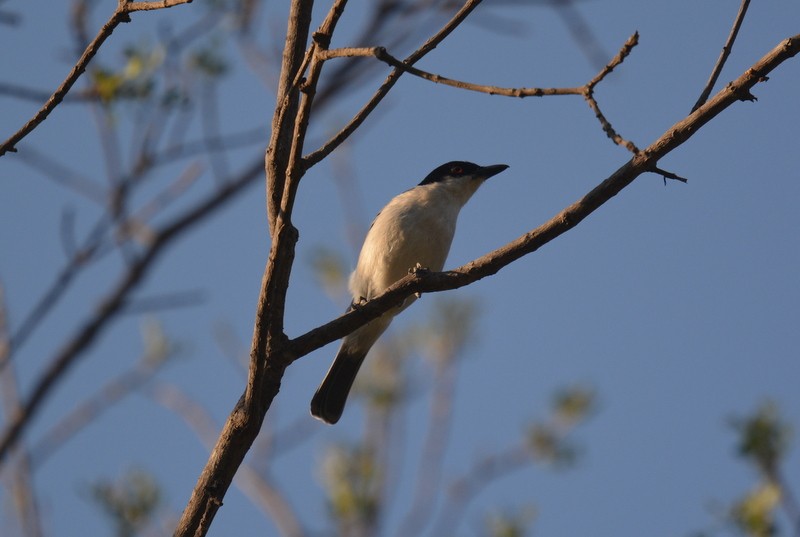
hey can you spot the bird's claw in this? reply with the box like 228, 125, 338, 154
410, 262, 429, 275
350, 296, 368, 310
410, 264, 428, 298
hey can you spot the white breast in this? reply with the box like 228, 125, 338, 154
350, 182, 469, 301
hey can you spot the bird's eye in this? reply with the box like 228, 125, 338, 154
450, 166, 463, 175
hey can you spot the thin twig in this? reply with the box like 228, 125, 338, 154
652, 166, 688, 184
583, 94, 640, 154
550, 0, 610, 69
148, 382, 307, 537
0, 8, 129, 156
288, 33, 800, 361
119, 290, 206, 315
27, 356, 170, 468
303, 0, 485, 168
0, 83, 98, 103
315, 31, 641, 153
0, 158, 264, 464
12, 146, 106, 203
318, 47, 584, 97
4, 219, 108, 363
585, 31, 639, 90
692, 0, 751, 112
429, 444, 531, 537
395, 340, 462, 537
126, 0, 193, 12
174, 3, 486, 536
582, 32, 641, 153
0, 0, 193, 157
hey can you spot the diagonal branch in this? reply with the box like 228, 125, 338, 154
0, 158, 263, 465
148, 382, 307, 537
288, 33, 800, 360
126, 0, 193, 12
316, 31, 641, 153
0, 0, 193, 157
174, 4, 487, 536
318, 46, 584, 96
303, 0, 485, 168
692, 0, 751, 112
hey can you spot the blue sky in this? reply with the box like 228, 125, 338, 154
1, 1, 799, 536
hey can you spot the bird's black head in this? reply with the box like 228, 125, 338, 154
418, 161, 509, 186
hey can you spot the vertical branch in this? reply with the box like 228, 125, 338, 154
303, 0, 484, 167
175, 2, 317, 535
265, 0, 315, 234
279, 0, 349, 215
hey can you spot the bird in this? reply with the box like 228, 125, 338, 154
310, 161, 509, 424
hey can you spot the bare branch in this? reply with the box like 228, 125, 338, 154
314, 31, 641, 152
583, 92, 640, 154
120, 290, 206, 315
174, 5, 486, 534
550, 0, 610, 70
0, 83, 98, 103
4, 221, 107, 365
148, 382, 307, 537
581, 31, 640, 153
288, 33, 800, 360
395, 312, 466, 537
9, 146, 106, 203
265, 0, 317, 233
319, 46, 583, 96
179, 16, 799, 537
125, 0, 194, 12
585, 31, 639, 90
430, 444, 531, 537
303, 0, 485, 168
0, 8, 129, 156
0, 158, 263, 465
28, 354, 171, 468
0, 0, 194, 157
652, 166, 689, 184
692, 0, 751, 112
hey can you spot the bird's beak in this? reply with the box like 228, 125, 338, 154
477, 164, 509, 180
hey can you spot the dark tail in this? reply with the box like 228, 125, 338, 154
310, 347, 367, 424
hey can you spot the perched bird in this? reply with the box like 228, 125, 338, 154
310, 161, 509, 424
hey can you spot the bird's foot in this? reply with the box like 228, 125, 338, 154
410, 263, 429, 298
409, 262, 429, 275
350, 296, 368, 310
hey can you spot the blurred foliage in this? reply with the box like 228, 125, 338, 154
730, 482, 781, 537
694, 402, 797, 537
731, 401, 791, 477
140, 316, 179, 366
321, 444, 381, 534
90, 44, 164, 103
419, 296, 479, 369
88, 33, 229, 106
89, 468, 161, 537
353, 335, 408, 412
553, 385, 596, 426
484, 506, 537, 537
726, 401, 795, 537
309, 245, 350, 300
526, 386, 596, 467
189, 43, 229, 78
